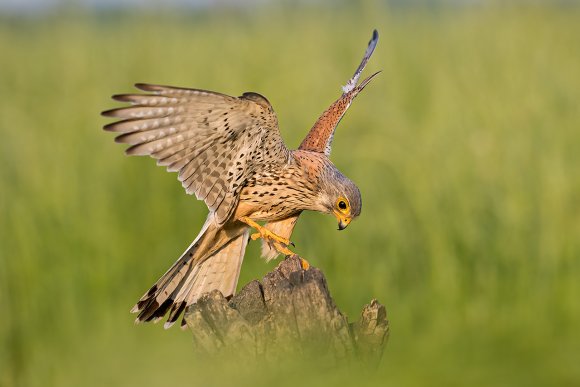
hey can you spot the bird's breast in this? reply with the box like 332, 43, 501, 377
236, 165, 319, 222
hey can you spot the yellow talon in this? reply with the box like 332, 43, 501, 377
300, 258, 310, 270
250, 230, 290, 246
241, 216, 296, 256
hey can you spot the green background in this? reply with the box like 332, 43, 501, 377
1, 3, 579, 386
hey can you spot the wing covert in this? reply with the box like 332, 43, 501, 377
299, 30, 380, 156
102, 84, 289, 225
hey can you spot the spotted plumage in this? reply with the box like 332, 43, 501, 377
102, 30, 379, 328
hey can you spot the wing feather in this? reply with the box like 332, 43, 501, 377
103, 84, 290, 225
299, 30, 379, 156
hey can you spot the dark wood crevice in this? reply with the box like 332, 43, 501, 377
184, 255, 389, 366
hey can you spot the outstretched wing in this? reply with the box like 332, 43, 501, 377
102, 84, 289, 225
299, 29, 380, 156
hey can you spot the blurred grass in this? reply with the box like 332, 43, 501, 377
1, 3, 580, 386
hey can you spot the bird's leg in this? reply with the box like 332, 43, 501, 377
239, 216, 296, 256
239, 217, 310, 270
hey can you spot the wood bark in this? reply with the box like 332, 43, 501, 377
184, 255, 389, 366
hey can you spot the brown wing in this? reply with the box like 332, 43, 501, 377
299, 30, 380, 156
102, 84, 289, 225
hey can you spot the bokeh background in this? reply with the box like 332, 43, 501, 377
1, 1, 579, 386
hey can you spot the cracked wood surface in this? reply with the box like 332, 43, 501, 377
184, 255, 389, 365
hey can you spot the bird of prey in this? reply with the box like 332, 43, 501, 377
102, 30, 379, 328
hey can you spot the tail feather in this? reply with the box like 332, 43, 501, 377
192, 228, 248, 301
131, 214, 249, 328
165, 228, 249, 329
131, 216, 216, 321
133, 216, 215, 305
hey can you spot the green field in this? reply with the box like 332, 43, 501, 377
1, 4, 579, 386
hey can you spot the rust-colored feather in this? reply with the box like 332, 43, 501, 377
299, 30, 380, 156
103, 31, 375, 330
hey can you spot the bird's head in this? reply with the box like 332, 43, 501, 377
319, 167, 362, 231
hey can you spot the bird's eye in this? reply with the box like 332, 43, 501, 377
336, 198, 349, 213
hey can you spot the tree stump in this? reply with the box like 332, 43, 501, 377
184, 255, 389, 366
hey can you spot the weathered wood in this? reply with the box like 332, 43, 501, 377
184, 255, 389, 365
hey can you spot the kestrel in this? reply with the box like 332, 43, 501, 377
102, 30, 379, 328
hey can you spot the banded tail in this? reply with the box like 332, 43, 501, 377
131, 215, 249, 328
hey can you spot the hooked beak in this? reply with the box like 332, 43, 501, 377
335, 212, 352, 231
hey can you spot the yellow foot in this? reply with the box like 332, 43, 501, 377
240, 216, 296, 256
299, 257, 310, 270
